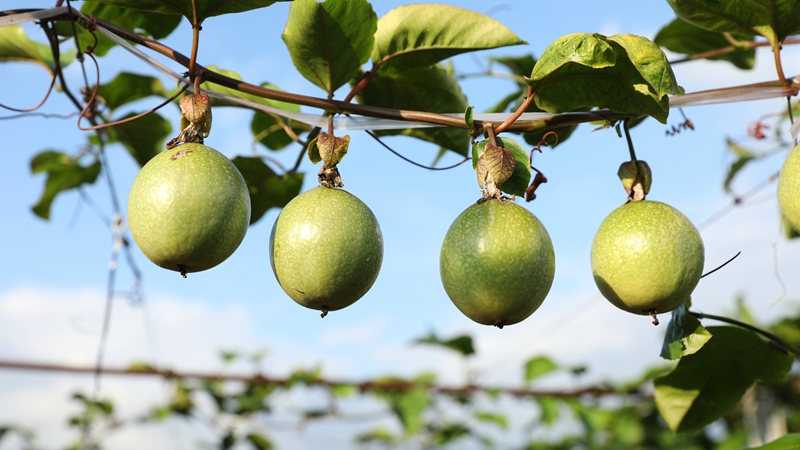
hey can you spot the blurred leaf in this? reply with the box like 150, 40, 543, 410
170, 381, 194, 415
749, 433, 800, 449
282, 0, 376, 95
654, 326, 792, 432
667, 0, 800, 48
472, 136, 531, 197
96, 72, 168, 112
660, 301, 712, 360
356, 428, 397, 444
231, 156, 303, 225
30, 151, 101, 220
535, 396, 560, 426
83, 0, 290, 22
220, 350, 240, 363
429, 422, 471, 446
251, 111, 311, 151
357, 66, 470, 155
523, 356, 558, 383
413, 331, 475, 357
735, 296, 757, 325
475, 412, 508, 429
373, 4, 525, 74
724, 138, 758, 192
330, 384, 356, 398
127, 362, 156, 372
201, 68, 300, 112
655, 17, 755, 69
246, 433, 274, 450
0, 25, 74, 73
287, 366, 322, 387
373, 378, 431, 435
464, 106, 474, 132
235, 383, 274, 415
530, 33, 683, 123
111, 112, 171, 167
220, 430, 235, 450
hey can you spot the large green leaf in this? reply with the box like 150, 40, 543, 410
0, 25, 74, 73
667, 0, 800, 48
660, 301, 712, 360
56, 3, 181, 56
30, 151, 101, 220
654, 17, 755, 69
471, 136, 531, 197
654, 326, 792, 433
96, 72, 168, 112
529, 33, 683, 124
372, 4, 525, 74
231, 157, 303, 225
357, 66, 470, 154
111, 112, 172, 167
749, 434, 800, 450
282, 0, 376, 96
82, 0, 290, 23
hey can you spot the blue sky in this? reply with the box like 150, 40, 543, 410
1, 1, 800, 448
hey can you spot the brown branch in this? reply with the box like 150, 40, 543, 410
0, 359, 642, 399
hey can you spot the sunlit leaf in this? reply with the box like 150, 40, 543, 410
667, 0, 800, 48
30, 151, 101, 220
654, 17, 755, 69
654, 326, 792, 433
0, 25, 74, 73
660, 300, 712, 360
373, 4, 525, 74
472, 136, 531, 197
83, 0, 290, 23
748, 433, 800, 450
357, 66, 470, 154
111, 112, 172, 167
530, 33, 683, 123
282, 0, 376, 95
232, 157, 303, 224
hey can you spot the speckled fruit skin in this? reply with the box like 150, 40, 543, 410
269, 187, 383, 312
778, 144, 800, 233
439, 200, 555, 327
591, 200, 704, 316
127, 143, 251, 273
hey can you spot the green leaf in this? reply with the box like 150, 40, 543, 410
30, 151, 101, 220
474, 412, 508, 429
0, 25, 74, 73
111, 112, 171, 167
724, 139, 760, 192
389, 388, 429, 435
413, 332, 475, 357
535, 396, 560, 426
667, 0, 800, 48
529, 33, 683, 124
523, 356, 558, 383
654, 18, 755, 70
372, 4, 525, 74
282, 0, 376, 95
96, 72, 168, 112
471, 136, 531, 197
202, 69, 299, 112
246, 433, 274, 450
330, 384, 356, 397
357, 66, 470, 155
491, 54, 537, 79
748, 434, 800, 450
83, 0, 290, 23
231, 157, 303, 225
61, 3, 181, 56
464, 106, 474, 132
654, 326, 792, 433
251, 111, 311, 151
660, 301, 712, 360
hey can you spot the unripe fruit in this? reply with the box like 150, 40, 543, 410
270, 187, 383, 315
127, 143, 251, 275
440, 199, 555, 328
591, 200, 704, 317
778, 144, 800, 233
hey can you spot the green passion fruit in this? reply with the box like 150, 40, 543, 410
591, 200, 704, 318
269, 186, 383, 315
440, 199, 555, 328
127, 143, 251, 275
778, 143, 800, 233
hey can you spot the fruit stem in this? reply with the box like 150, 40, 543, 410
647, 310, 659, 326
623, 119, 637, 164
687, 310, 800, 356
320, 306, 328, 318
179, 264, 187, 278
